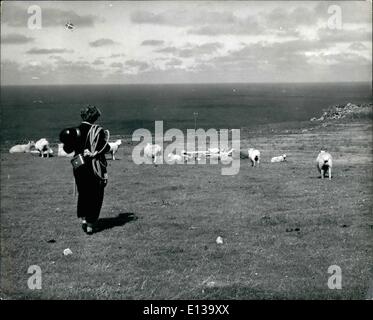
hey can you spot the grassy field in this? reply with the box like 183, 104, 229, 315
0, 119, 372, 299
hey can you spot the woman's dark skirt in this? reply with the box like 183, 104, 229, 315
73, 163, 106, 223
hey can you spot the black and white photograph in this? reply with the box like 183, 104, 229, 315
0, 0, 372, 303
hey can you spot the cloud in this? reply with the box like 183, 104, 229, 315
189, 35, 372, 83
181, 43, 223, 58
92, 59, 105, 65
188, 4, 372, 37
125, 60, 150, 71
188, 17, 262, 36
26, 48, 73, 54
305, 52, 371, 82
51, 60, 104, 83
211, 43, 310, 71
317, 27, 372, 43
264, 6, 318, 31
109, 53, 126, 58
2, 58, 103, 85
50, 57, 90, 68
187, 7, 316, 36
156, 46, 178, 54
211, 40, 329, 65
141, 40, 165, 46
2, 33, 34, 44
165, 58, 183, 67
89, 38, 118, 47
2, 4, 102, 27
110, 62, 123, 68
2, 3, 371, 84
348, 42, 368, 51
131, 10, 235, 26
194, 39, 328, 81
132, 8, 263, 36
156, 42, 223, 57
312, 52, 371, 65
187, 7, 317, 36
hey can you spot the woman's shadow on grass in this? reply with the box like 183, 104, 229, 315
95, 212, 138, 233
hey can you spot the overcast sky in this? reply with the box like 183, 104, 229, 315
1, 1, 372, 85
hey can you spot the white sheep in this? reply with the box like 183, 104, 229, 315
221, 148, 234, 156
35, 138, 53, 158
180, 150, 191, 160
208, 147, 220, 154
219, 148, 235, 161
9, 141, 35, 153
271, 154, 287, 163
316, 150, 333, 180
167, 153, 184, 164
248, 148, 260, 167
144, 143, 162, 164
108, 139, 122, 160
57, 143, 74, 157
209, 148, 235, 160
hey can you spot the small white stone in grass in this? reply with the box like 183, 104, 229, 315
63, 248, 73, 256
216, 236, 224, 244
207, 281, 216, 287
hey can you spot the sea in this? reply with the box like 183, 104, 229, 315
0, 82, 371, 146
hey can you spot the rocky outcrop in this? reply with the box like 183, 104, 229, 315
311, 102, 372, 122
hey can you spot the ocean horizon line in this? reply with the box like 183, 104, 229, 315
1, 81, 372, 88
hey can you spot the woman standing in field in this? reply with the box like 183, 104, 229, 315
59, 106, 111, 235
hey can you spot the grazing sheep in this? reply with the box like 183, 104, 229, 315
108, 139, 122, 160
316, 150, 333, 180
167, 153, 183, 163
35, 138, 52, 158
209, 148, 235, 160
9, 141, 35, 153
57, 143, 74, 157
144, 143, 162, 164
271, 154, 287, 163
248, 148, 260, 167
208, 147, 220, 154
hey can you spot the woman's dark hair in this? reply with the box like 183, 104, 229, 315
80, 105, 101, 123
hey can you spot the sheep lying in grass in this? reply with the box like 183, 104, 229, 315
316, 150, 333, 180
271, 154, 287, 163
108, 139, 122, 160
9, 141, 35, 153
57, 143, 74, 157
209, 148, 235, 160
221, 148, 235, 157
180, 150, 192, 160
144, 143, 162, 164
248, 148, 260, 167
167, 153, 184, 164
208, 147, 220, 154
35, 138, 53, 158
